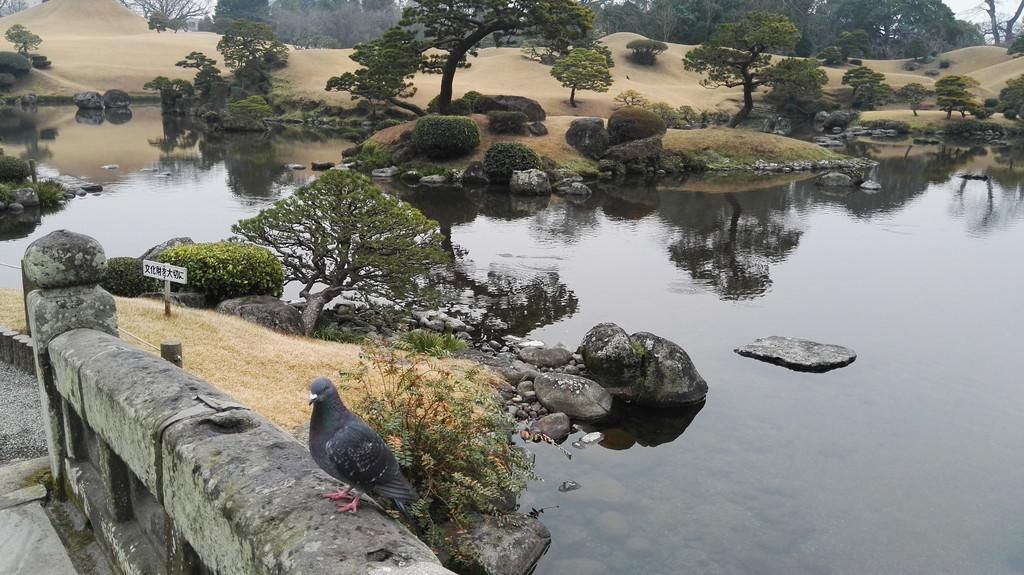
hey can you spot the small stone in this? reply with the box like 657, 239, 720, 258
580, 431, 604, 444
558, 480, 581, 492
80, 183, 103, 192
371, 166, 400, 178
516, 381, 535, 394
571, 441, 585, 449
101, 164, 119, 170
284, 163, 305, 170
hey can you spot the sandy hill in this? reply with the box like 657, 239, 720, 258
5, 3, 1024, 117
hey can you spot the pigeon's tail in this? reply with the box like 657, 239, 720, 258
392, 498, 414, 522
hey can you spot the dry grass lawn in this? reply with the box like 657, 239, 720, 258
858, 109, 1018, 130
0, 289, 492, 434
12, 0, 1024, 119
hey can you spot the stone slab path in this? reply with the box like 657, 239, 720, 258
0, 457, 77, 575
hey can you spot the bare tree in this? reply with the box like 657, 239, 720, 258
120, 0, 211, 22
0, 0, 28, 17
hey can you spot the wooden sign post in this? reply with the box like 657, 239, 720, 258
142, 260, 188, 317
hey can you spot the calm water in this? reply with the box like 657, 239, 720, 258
2, 107, 1023, 575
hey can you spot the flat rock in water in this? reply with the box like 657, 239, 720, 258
735, 336, 856, 372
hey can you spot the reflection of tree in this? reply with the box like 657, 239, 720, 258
528, 195, 601, 244
663, 191, 803, 300
600, 180, 659, 220
948, 177, 1024, 236
0, 107, 51, 162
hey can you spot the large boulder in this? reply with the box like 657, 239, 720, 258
461, 161, 489, 185
102, 89, 131, 109
628, 332, 708, 405
509, 169, 551, 195
73, 91, 104, 110
517, 346, 572, 368
602, 135, 663, 164
533, 373, 612, 421
216, 295, 304, 335
565, 117, 609, 160
461, 516, 551, 575
578, 323, 642, 386
815, 172, 853, 187
579, 323, 708, 407
139, 237, 193, 261
476, 95, 546, 122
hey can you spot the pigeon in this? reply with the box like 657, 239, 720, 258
307, 377, 418, 516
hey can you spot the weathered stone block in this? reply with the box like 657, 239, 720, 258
22, 230, 107, 289
27, 287, 117, 352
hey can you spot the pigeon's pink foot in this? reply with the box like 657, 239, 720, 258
335, 496, 361, 514
322, 488, 353, 502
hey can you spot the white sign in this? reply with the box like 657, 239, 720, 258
142, 260, 188, 285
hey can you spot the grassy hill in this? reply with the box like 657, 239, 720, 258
4, 0, 1022, 120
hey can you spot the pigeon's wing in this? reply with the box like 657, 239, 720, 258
325, 420, 418, 502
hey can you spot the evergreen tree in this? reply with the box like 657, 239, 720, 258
551, 48, 614, 107
935, 75, 980, 119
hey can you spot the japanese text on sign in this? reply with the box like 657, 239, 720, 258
142, 260, 188, 285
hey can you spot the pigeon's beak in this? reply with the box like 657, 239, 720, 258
308, 393, 318, 405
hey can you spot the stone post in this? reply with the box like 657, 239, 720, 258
22, 230, 118, 486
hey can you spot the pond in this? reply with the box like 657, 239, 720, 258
2, 107, 1022, 575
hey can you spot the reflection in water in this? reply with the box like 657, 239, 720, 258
75, 109, 104, 125
595, 400, 706, 449
0, 208, 42, 241
104, 108, 133, 125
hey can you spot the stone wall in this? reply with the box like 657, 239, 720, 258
0, 327, 35, 374
23, 230, 454, 575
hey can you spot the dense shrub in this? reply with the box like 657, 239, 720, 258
426, 95, 472, 115
0, 73, 14, 89
226, 96, 272, 124
626, 38, 668, 65
984, 97, 1000, 109
353, 140, 393, 170
1005, 110, 1018, 120
461, 90, 484, 111
349, 346, 535, 561
411, 115, 481, 160
159, 241, 284, 303
644, 101, 683, 128
1010, 36, 1024, 56
607, 106, 666, 144
30, 54, 50, 69
938, 59, 952, 69
483, 142, 540, 182
848, 58, 863, 66
818, 46, 844, 65
23, 181, 64, 208
973, 107, 993, 119
0, 155, 30, 182
942, 119, 1003, 136
395, 329, 466, 357
0, 51, 30, 77
102, 257, 158, 297
861, 119, 911, 133
486, 110, 528, 134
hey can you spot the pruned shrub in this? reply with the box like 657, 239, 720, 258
426, 95, 472, 115
159, 241, 284, 303
102, 257, 158, 297
483, 142, 540, 182
486, 110, 528, 134
942, 119, 1004, 136
0, 51, 30, 77
644, 101, 683, 128
862, 119, 911, 133
461, 90, 484, 111
938, 59, 952, 69
607, 106, 667, 144
411, 115, 481, 159
225, 95, 272, 130
29, 54, 50, 69
1004, 109, 1018, 120
848, 58, 863, 66
818, 46, 845, 65
626, 38, 668, 65
347, 345, 535, 561
395, 329, 467, 357
984, 97, 1000, 109
0, 155, 30, 182
0, 73, 14, 89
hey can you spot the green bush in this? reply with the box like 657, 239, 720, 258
426, 95, 472, 115
411, 115, 481, 160
984, 97, 1000, 109
0, 155, 30, 182
314, 326, 366, 344
942, 119, 1003, 136
395, 329, 467, 357
25, 180, 64, 209
461, 90, 484, 111
0, 73, 14, 88
644, 101, 683, 128
159, 241, 284, 303
225, 95, 272, 127
973, 107, 993, 119
102, 257, 158, 297
848, 58, 863, 66
486, 110, 528, 134
29, 54, 50, 69
349, 345, 534, 561
938, 59, 952, 69
626, 38, 668, 65
862, 119, 911, 133
353, 140, 393, 170
483, 142, 540, 182
1004, 109, 1018, 120
607, 106, 666, 144
818, 46, 845, 65
0, 51, 30, 77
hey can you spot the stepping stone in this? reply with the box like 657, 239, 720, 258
735, 336, 856, 373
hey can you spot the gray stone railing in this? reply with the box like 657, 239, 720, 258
24, 230, 453, 575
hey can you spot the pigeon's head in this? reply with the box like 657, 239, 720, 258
309, 377, 338, 405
